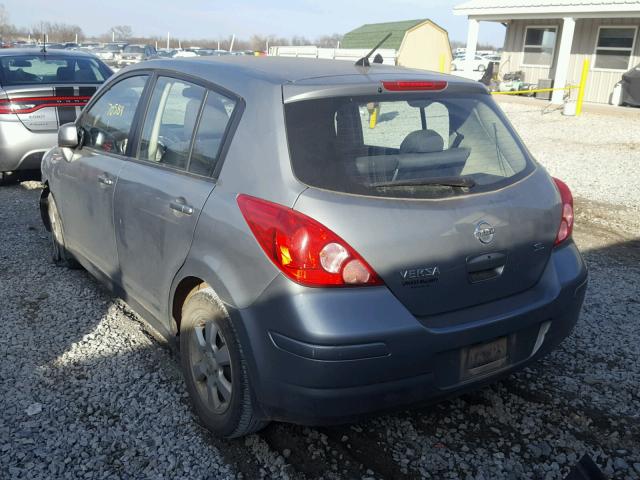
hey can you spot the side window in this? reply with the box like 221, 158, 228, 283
189, 91, 236, 176
138, 77, 205, 169
79, 75, 148, 155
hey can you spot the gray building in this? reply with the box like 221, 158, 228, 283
454, 0, 640, 104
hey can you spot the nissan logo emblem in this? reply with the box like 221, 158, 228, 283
474, 221, 495, 244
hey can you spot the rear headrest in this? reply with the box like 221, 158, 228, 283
400, 129, 444, 154
183, 86, 204, 99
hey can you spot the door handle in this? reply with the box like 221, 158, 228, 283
97, 174, 114, 186
169, 201, 194, 215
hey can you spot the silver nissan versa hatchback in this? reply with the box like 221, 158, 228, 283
40, 56, 587, 438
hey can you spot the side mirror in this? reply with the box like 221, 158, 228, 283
58, 123, 79, 148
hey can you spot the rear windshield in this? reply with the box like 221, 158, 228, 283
124, 46, 145, 54
0, 55, 111, 86
284, 93, 533, 199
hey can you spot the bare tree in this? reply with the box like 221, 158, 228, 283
30, 21, 84, 42
290, 35, 311, 46
0, 3, 10, 39
316, 33, 342, 48
110, 25, 133, 41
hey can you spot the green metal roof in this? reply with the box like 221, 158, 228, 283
341, 19, 429, 50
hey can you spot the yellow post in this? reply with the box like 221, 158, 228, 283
576, 59, 589, 116
369, 105, 379, 129
439, 54, 445, 73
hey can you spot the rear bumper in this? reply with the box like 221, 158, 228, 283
0, 118, 56, 172
232, 241, 587, 425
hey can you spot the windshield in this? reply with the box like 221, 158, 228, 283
0, 55, 111, 86
124, 46, 145, 54
284, 92, 533, 199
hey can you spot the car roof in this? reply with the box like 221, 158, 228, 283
0, 48, 99, 59
130, 56, 479, 86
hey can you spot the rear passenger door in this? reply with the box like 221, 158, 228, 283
113, 74, 238, 320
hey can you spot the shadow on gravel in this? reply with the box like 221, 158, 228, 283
3, 180, 639, 479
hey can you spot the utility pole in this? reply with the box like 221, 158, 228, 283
229, 34, 235, 52
217, 40, 220, 50
167, 32, 170, 49
112, 30, 115, 42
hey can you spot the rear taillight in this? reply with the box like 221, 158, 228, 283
553, 178, 574, 246
237, 194, 382, 287
0, 96, 91, 115
382, 80, 447, 92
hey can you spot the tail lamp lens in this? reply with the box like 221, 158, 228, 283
237, 194, 382, 287
553, 178, 574, 246
0, 96, 91, 115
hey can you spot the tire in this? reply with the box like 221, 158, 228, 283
180, 286, 267, 438
477, 65, 486, 72
0, 171, 14, 186
47, 194, 80, 268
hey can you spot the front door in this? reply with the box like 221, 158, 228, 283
56, 74, 149, 277
113, 76, 237, 320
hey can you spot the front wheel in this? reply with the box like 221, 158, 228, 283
47, 194, 80, 268
180, 286, 267, 438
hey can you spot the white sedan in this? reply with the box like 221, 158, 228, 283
451, 55, 491, 72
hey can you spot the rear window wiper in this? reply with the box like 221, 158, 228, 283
369, 176, 476, 189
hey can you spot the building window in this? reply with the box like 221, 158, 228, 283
522, 26, 557, 66
593, 27, 637, 71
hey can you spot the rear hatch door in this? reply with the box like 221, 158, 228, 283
283, 77, 560, 317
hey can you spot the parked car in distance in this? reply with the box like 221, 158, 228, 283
117, 44, 157, 67
0, 48, 112, 182
79, 42, 101, 50
173, 49, 198, 58
94, 43, 126, 66
156, 48, 177, 58
43, 43, 66, 50
451, 54, 491, 71
41, 57, 587, 438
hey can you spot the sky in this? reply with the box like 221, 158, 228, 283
3, 0, 505, 45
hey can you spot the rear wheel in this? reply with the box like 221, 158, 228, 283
180, 287, 267, 438
47, 195, 80, 268
477, 64, 486, 72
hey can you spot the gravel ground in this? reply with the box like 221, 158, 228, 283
1, 106, 639, 479
497, 99, 640, 237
